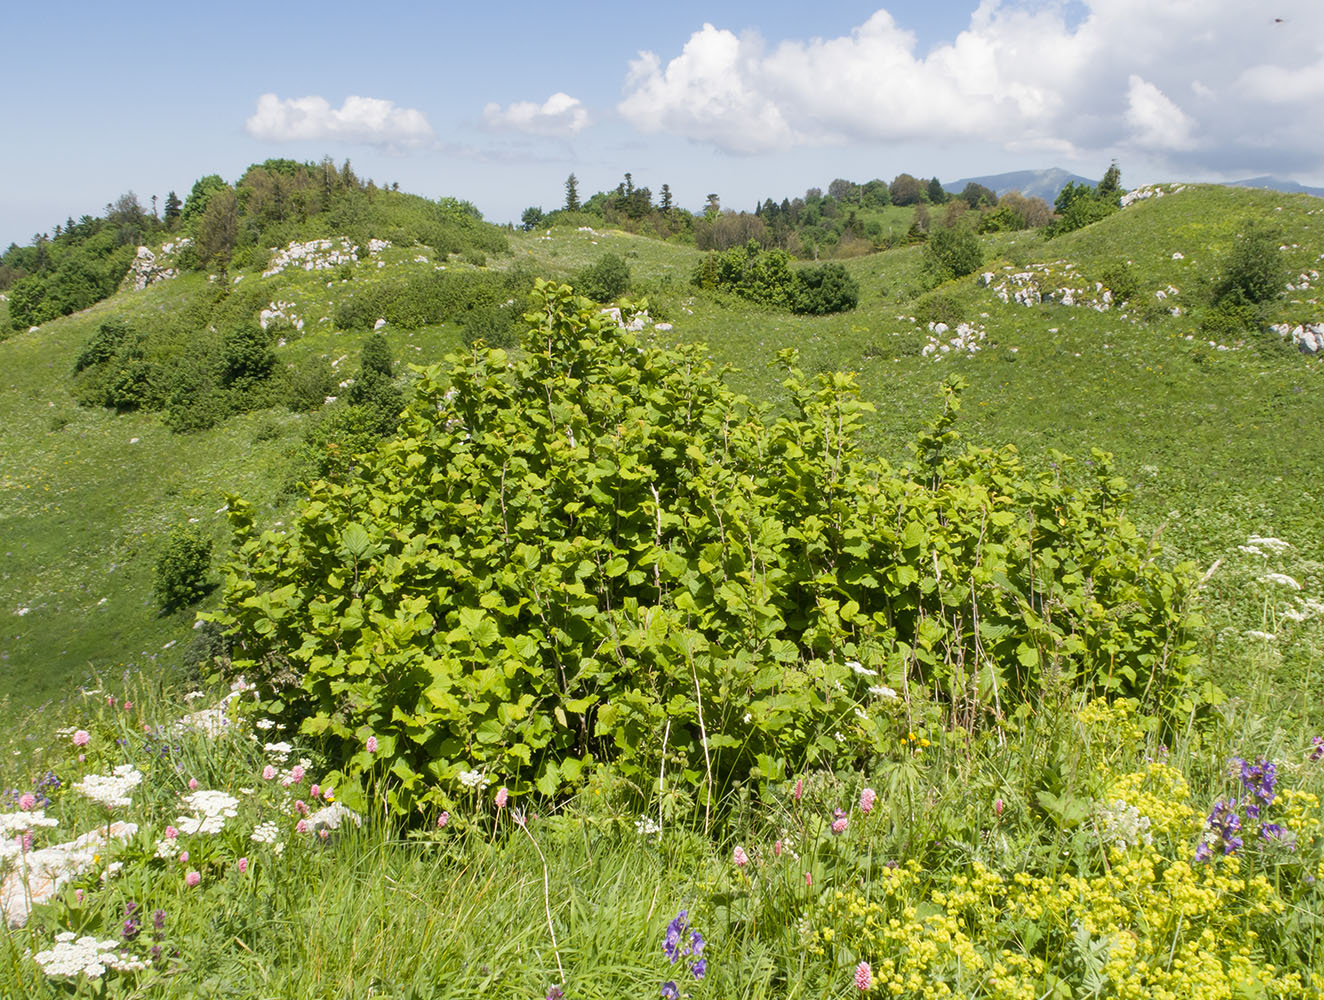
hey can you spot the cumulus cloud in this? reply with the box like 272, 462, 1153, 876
482, 93, 590, 136
1125, 76, 1197, 150
616, 1, 1324, 170
246, 94, 433, 147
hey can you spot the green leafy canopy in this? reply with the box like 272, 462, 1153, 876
212, 280, 1203, 817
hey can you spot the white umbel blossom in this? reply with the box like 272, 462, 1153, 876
0, 810, 58, 836
174, 790, 240, 835
1095, 799, 1152, 850
250, 821, 281, 844
74, 766, 143, 809
458, 769, 491, 789
307, 802, 361, 834
1260, 573, 1301, 590
33, 932, 146, 979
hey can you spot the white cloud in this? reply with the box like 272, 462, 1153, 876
245, 94, 433, 147
481, 92, 590, 136
1125, 76, 1197, 150
616, 1, 1324, 170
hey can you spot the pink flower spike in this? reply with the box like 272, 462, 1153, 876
319, 828, 329, 840
237, 857, 249, 873
859, 787, 877, 814
296, 819, 309, 834
77, 753, 85, 763
188, 778, 199, 791
165, 826, 179, 840
804, 871, 813, 887
178, 851, 189, 863
185, 871, 200, 887
733, 845, 749, 868
72, 730, 90, 747
309, 783, 321, 799
20, 831, 33, 852
855, 960, 872, 991
774, 839, 782, 857
75, 889, 84, 904
18, 793, 35, 811
994, 797, 1004, 818
290, 765, 305, 784
123, 701, 133, 711
495, 787, 508, 809
295, 800, 309, 816
437, 811, 450, 828
106, 696, 116, 708
794, 778, 803, 802
262, 765, 276, 781
365, 735, 378, 754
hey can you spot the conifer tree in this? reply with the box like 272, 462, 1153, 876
564, 173, 581, 212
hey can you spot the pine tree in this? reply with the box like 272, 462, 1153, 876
660, 184, 673, 213
564, 173, 581, 212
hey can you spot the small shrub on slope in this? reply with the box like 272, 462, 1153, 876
214, 281, 1203, 816
154, 525, 213, 611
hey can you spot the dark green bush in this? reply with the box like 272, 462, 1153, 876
284, 357, 337, 413
922, 225, 983, 283
575, 253, 631, 302
792, 262, 859, 315
1098, 262, 1139, 304
1214, 224, 1287, 307
154, 525, 212, 611
74, 320, 131, 373
692, 241, 797, 308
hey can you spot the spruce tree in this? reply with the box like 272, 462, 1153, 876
564, 173, 581, 212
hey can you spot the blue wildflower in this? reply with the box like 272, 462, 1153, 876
663, 911, 688, 963
661, 983, 679, 999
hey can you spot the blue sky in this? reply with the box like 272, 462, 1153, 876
4, 0, 1321, 247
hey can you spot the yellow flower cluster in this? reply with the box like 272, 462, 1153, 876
813, 847, 1314, 998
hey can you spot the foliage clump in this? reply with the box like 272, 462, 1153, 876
575, 252, 631, 302
214, 281, 1201, 815
692, 242, 859, 314
154, 525, 213, 611
922, 225, 983, 283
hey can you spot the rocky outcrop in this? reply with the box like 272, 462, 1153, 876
128, 238, 191, 291
1268, 322, 1324, 354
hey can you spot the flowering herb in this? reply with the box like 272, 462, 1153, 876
662, 910, 706, 982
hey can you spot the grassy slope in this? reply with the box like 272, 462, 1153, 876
2, 185, 1321, 718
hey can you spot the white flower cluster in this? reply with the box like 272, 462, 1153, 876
174, 790, 240, 835
868, 685, 899, 700
307, 802, 361, 833
458, 769, 492, 789
634, 814, 661, 837
258, 301, 304, 333
250, 821, 281, 844
33, 932, 147, 979
74, 765, 143, 809
367, 238, 391, 255
264, 741, 293, 763
0, 809, 58, 837
1095, 799, 1152, 850
262, 238, 359, 278
1261, 573, 1302, 591
2, 821, 137, 927
847, 660, 877, 676
921, 320, 987, 359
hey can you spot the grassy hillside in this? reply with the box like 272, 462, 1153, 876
1, 184, 1321, 721
3, 183, 1324, 997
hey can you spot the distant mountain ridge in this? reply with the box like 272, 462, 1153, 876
944, 167, 1097, 203
1222, 176, 1324, 199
